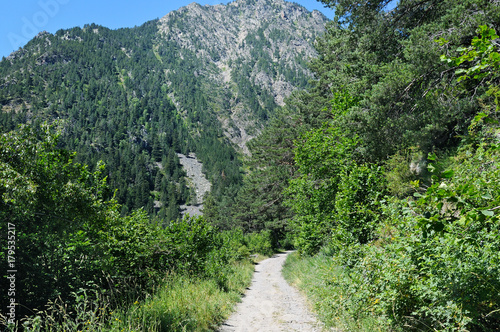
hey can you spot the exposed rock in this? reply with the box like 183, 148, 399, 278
178, 153, 212, 217
158, 0, 328, 152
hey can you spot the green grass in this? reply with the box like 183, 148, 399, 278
109, 266, 252, 331
21, 261, 254, 332
282, 251, 393, 332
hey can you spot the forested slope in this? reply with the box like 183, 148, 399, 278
0, 0, 327, 218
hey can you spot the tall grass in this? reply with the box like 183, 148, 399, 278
282, 252, 395, 332
20, 261, 254, 332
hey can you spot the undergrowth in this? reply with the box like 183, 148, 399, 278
18, 260, 254, 332
282, 251, 396, 332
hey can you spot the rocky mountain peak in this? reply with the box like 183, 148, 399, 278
158, 0, 328, 152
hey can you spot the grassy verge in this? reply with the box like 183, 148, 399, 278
109, 260, 254, 332
21, 260, 254, 332
282, 251, 392, 332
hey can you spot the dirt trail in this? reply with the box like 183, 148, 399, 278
219, 251, 322, 332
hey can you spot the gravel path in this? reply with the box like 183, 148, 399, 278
219, 251, 323, 332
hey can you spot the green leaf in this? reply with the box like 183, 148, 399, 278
441, 169, 454, 178
473, 112, 489, 122
482, 193, 492, 200
435, 38, 449, 46
481, 210, 494, 217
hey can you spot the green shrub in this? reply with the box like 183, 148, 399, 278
285, 90, 387, 256
245, 230, 274, 256
0, 123, 252, 328
384, 148, 424, 197
289, 139, 500, 331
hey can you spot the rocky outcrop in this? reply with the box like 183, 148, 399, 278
178, 153, 212, 217
158, 0, 328, 152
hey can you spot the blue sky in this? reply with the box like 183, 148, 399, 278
0, 0, 335, 59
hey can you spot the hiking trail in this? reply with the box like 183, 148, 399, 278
219, 251, 323, 332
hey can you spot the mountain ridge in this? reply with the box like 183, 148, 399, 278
158, 0, 328, 152
0, 0, 328, 215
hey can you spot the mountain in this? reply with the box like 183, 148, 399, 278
158, 0, 327, 151
0, 0, 328, 216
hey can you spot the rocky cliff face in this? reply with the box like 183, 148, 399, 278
159, 0, 325, 71
158, 0, 328, 152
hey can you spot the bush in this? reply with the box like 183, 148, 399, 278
0, 123, 252, 328
300, 139, 500, 331
244, 230, 274, 257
